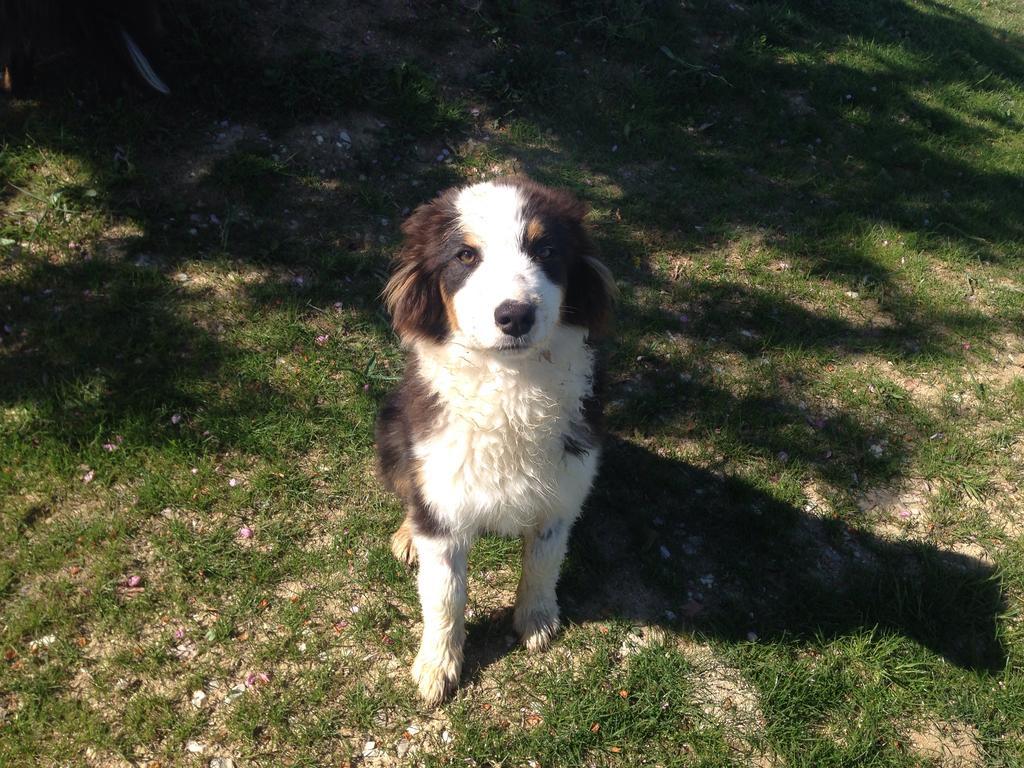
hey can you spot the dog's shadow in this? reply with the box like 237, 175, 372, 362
462, 438, 1007, 681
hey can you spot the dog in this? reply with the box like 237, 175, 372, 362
375, 176, 615, 705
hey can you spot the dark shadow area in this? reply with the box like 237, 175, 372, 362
577, 438, 1005, 670
461, 436, 1007, 682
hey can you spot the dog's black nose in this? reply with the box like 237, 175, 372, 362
494, 300, 536, 338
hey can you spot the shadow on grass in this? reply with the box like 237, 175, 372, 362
459, 437, 1007, 682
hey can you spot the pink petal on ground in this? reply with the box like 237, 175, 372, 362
315, 334, 329, 346
82, 469, 95, 483
171, 413, 182, 425
238, 526, 254, 539
102, 443, 118, 452
126, 575, 142, 588
228, 478, 238, 487
174, 627, 186, 640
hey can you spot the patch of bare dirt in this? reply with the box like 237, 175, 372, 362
857, 478, 935, 529
679, 640, 779, 766
905, 719, 984, 767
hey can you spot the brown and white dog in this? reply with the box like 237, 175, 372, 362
376, 177, 614, 705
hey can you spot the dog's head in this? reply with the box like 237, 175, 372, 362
384, 177, 614, 352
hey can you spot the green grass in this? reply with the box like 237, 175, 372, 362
2, 0, 1024, 765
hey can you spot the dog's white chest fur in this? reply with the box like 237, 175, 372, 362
413, 325, 599, 537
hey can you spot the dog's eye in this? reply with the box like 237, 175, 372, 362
455, 247, 479, 266
536, 244, 554, 259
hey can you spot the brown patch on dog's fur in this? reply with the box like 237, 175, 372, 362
391, 517, 418, 565
375, 357, 449, 537
438, 279, 461, 333
526, 218, 545, 243
382, 191, 459, 343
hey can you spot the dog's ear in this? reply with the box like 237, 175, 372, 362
562, 214, 616, 339
383, 200, 451, 343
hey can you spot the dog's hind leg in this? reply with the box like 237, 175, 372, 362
390, 515, 417, 566
411, 534, 468, 706
514, 517, 572, 652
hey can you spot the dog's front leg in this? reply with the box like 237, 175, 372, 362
412, 534, 468, 706
514, 517, 572, 652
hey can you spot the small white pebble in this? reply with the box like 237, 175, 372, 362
224, 684, 246, 703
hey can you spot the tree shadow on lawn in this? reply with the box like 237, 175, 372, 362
461, 436, 1007, 684
475, 0, 1024, 258
0, 245, 342, 486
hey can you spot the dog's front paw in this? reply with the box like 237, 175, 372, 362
412, 650, 461, 706
514, 604, 560, 652
391, 519, 417, 566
